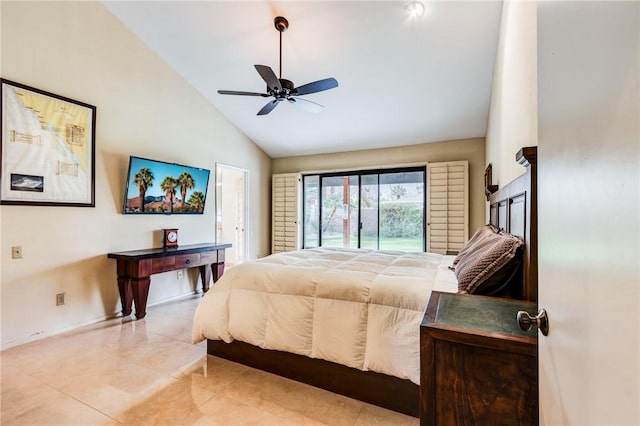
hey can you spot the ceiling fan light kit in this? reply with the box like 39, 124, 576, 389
217, 16, 338, 116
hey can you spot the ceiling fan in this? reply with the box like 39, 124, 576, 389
217, 16, 338, 116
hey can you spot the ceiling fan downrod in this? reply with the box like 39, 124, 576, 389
274, 16, 289, 79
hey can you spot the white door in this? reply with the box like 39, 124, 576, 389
215, 163, 248, 267
537, 2, 639, 424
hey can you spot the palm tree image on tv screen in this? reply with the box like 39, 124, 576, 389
123, 157, 210, 214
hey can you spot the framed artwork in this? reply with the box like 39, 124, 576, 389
0, 79, 96, 206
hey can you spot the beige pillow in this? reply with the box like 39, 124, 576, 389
454, 232, 523, 295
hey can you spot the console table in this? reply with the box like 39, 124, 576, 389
107, 243, 231, 319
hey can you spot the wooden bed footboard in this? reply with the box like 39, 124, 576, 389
208, 340, 420, 417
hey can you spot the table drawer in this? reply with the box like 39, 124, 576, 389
175, 253, 200, 268
151, 257, 175, 273
199, 250, 218, 263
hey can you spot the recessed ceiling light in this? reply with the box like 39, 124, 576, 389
405, 1, 425, 19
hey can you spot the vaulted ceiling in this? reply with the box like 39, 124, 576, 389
101, 1, 502, 158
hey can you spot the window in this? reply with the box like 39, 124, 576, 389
302, 167, 426, 252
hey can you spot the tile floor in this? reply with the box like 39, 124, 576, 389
1, 295, 418, 425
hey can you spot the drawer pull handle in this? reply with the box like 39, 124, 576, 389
185, 259, 190, 264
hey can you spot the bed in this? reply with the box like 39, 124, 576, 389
192, 146, 537, 417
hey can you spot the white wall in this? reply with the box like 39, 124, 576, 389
486, 0, 538, 186
537, 2, 639, 423
0, 1, 271, 349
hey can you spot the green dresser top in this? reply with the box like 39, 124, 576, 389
434, 292, 538, 339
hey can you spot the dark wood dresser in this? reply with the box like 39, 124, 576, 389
420, 291, 538, 426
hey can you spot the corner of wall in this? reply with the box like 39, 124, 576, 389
485, 0, 538, 204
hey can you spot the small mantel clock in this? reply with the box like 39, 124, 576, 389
162, 228, 179, 249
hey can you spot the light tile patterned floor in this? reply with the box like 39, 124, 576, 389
1, 295, 418, 425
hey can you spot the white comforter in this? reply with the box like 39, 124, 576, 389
192, 248, 457, 384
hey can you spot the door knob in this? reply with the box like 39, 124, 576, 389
517, 309, 549, 336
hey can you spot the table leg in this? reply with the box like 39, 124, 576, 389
213, 262, 225, 282
131, 277, 151, 319
117, 277, 133, 316
199, 264, 212, 293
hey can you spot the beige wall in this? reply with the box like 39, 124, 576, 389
485, 0, 538, 188
0, 1, 271, 349
273, 138, 486, 237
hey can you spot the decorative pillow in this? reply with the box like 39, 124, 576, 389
454, 232, 524, 295
452, 224, 500, 266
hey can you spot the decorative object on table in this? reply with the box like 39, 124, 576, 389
163, 228, 179, 248
217, 16, 338, 116
1, 79, 96, 206
122, 156, 210, 214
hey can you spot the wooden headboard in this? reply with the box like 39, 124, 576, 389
489, 147, 538, 302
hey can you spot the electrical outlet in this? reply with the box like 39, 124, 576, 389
11, 246, 22, 259
177, 270, 184, 280
56, 293, 65, 306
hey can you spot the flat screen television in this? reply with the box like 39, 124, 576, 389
122, 156, 210, 214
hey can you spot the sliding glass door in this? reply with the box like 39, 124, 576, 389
303, 167, 425, 252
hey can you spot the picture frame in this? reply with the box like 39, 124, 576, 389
1, 79, 96, 206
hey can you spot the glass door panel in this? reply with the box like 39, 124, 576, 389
320, 175, 358, 248
360, 174, 379, 250
379, 171, 424, 252
348, 177, 359, 248
303, 175, 319, 248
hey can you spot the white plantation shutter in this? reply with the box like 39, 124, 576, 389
272, 173, 301, 253
427, 161, 469, 254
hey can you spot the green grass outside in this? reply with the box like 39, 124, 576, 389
319, 235, 423, 252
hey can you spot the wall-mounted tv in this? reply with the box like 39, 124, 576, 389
122, 156, 210, 214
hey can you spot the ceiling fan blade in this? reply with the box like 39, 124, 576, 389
287, 97, 324, 113
293, 78, 338, 96
218, 90, 269, 97
255, 65, 282, 92
257, 99, 280, 116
